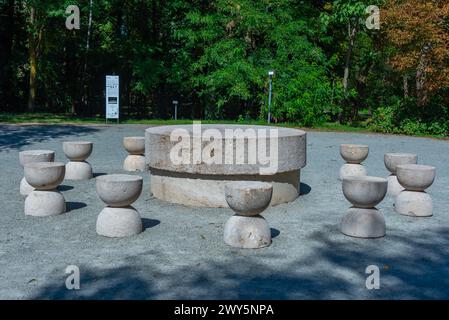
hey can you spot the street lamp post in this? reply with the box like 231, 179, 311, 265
267, 70, 274, 124
173, 100, 179, 120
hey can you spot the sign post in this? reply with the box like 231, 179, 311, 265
267, 70, 274, 124
106, 75, 119, 124
173, 100, 179, 120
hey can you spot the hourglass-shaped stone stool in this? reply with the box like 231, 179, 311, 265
223, 182, 273, 249
123, 137, 146, 172
384, 153, 417, 197
96, 174, 143, 237
24, 162, 66, 216
395, 164, 435, 217
19, 150, 55, 196
63, 141, 93, 180
340, 176, 387, 238
339, 144, 368, 180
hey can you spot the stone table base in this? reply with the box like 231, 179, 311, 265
150, 169, 299, 208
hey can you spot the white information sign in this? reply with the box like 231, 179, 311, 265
106, 75, 119, 120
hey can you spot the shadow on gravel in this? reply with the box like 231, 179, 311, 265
0, 125, 98, 150
58, 185, 74, 192
142, 218, 160, 231
31, 226, 449, 299
300, 183, 312, 195
271, 228, 280, 238
66, 202, 87, 212
93, 173, 107, 178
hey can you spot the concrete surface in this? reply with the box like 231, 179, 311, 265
1, 124, 449, 299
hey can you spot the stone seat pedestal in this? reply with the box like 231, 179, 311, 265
95, 174, 144, 238
223, 181, 273, 249
123, 137, 146, 172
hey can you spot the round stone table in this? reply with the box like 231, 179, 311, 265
145, 124, 307, 207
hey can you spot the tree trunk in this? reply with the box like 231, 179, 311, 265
78, 0, 94, 114
27, 7, 37, 112
403, 74, 409, 98
416, 44, 431, 107
0, 0, 15, 109
340, 20, 358, 123
343, 21, 358, 97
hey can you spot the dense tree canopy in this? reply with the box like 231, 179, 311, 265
0, 0, 448, 134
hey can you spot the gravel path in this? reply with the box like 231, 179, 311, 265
1, 124, 448, 299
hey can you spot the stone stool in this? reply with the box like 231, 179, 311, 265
19, 150, 55, 196
63, 141, 93, 180
384, 153, 417, 197
223, 181, 273, 249
24, 162, 66, 216
340, 176, 387, 238
339, 144, 368, 180
96, 174, 143, 237
123, 137, 146, 171
395, 164, 435, 217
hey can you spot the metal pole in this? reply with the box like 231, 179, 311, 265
173, 100, 179, 120
268, 75, 272, 124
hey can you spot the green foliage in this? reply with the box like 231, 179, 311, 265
0, 0, 448, 136
368, 99, 449, 136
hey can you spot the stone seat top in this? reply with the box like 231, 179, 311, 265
146, 124, 306, 138
145, 124, 307, 176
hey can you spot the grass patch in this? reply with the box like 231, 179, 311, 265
0, 112, 446, 139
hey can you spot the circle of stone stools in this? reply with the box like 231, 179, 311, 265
95, 174, 143, 238
223, 181, 273, 249
339, 144, 368, 180
340, 176, 387, 238
395, 164, 435, 217
19, 150, 55, 196
24, 162, 66, 216
123, 137, 146, 172
63, 141, 93, 180
384, 153, 417, 197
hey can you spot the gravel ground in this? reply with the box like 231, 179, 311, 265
0, 123, 448, 300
